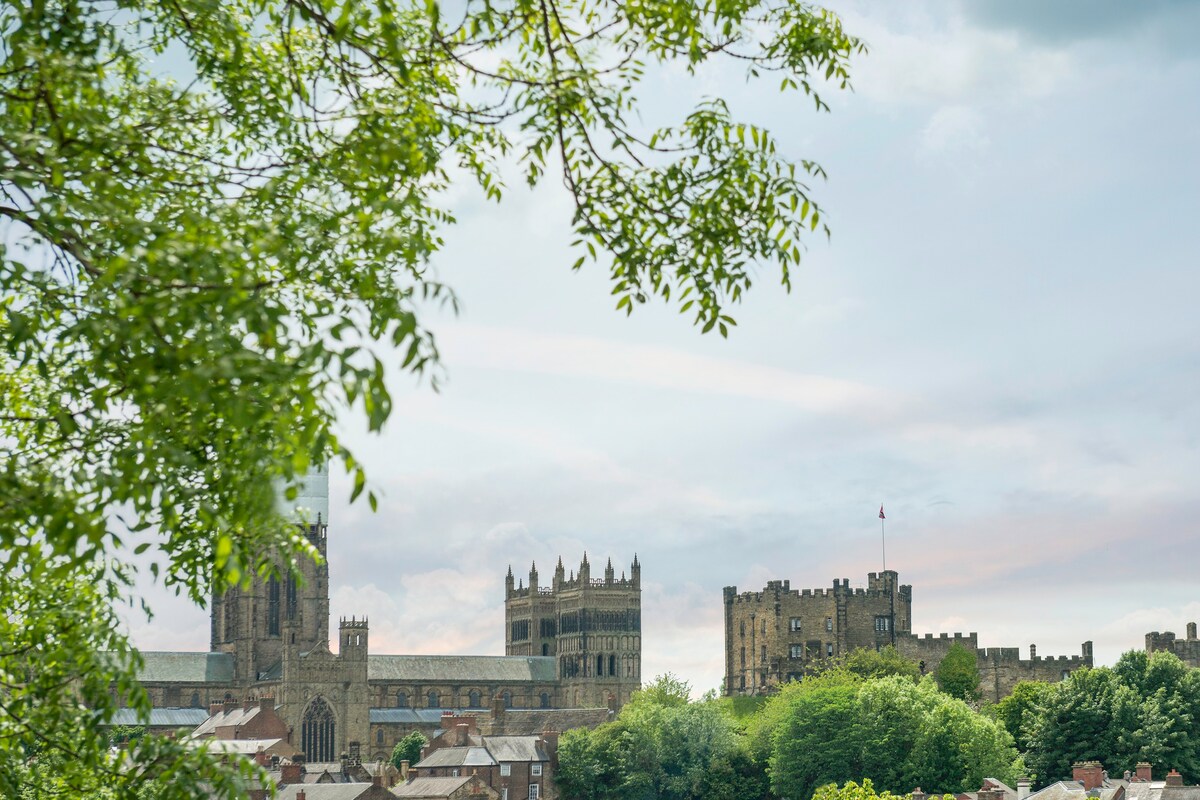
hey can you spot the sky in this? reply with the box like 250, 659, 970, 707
130, 0, 1200, 695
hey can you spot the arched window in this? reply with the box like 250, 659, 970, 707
377, 729, 384, 745
596, 655, 604, 676
540, 692, 551, 709
427, 691, 439, 708
301, 697, 336, 763
502, 691, 512, 709
267, 576, 280, 635
542, 643, 549, 656
396, 691, 408, 708
468, 690, 481, 708
190, 692, 201, 708
609, 654, 616, 676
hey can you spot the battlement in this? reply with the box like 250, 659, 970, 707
727, 572, 910, 604
339, 616, 368, 629
506, 554, 640, 599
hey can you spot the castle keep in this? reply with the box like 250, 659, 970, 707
131, 468, 641, 763
723, 571, 1094, 702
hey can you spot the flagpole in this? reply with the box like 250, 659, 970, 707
880, 512, 886, 572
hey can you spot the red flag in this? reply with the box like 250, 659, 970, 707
879, 505, 885, 520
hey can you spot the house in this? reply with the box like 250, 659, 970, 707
394, 776, 501, 800
408, 714, 557, 800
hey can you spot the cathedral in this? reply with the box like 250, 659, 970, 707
132, 468, 642, 762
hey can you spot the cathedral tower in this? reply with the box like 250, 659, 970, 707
505, 553, 642, 708
210, 466, 332, 683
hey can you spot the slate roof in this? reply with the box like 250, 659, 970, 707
108, 708, 210, 727
1026, 782, 1125, 800
393, 776, 474, 798
368, 655, 556, 683
190, 705, 269, 738
416, 747, 496, 768
137, 652, 235, 684
484, 736, 548, 763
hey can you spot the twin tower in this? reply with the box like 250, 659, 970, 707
505, 554, 642, 708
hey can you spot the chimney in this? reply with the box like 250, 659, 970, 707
210, 702, 224, 717
913, 788, 927, 800
224, 698, 239, 714
400, 760, 410, 781
1166, 771, 1183, 788
1189, 622, 1198, 641
455, 723, 469, 746
243, 698, 256, 712
1018, 778, 1031, 800
441, 711, 458, 730
255, 748, 269, 767
280, 761, 303, 785
260, 697, 275, 712
373, 774, 384, 788
297, 791, 306, 800
1136, 763, 1153, 782
1074, 762, 1105, 791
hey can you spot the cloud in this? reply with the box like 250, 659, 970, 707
920, 106, 991, 156
961, 0, 1200, 54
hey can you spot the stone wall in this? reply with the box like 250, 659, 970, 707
1146, 624, 1200, 668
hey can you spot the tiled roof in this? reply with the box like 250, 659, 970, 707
137, 652, 235, 684
393, 776, 474, 798
190, 706, 265, 738
367, 655, 556, 683
1027, 782, 1125, 800
108, 708, 211, 728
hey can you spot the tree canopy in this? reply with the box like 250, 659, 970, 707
0, 0, 864, 795
391, 731, 429, 770
935, 643, 982, 702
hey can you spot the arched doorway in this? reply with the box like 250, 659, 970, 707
301, 697, 336, 763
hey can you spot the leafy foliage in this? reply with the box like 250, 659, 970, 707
556, 674, 766, 800
811, 779, 949, 800
935, 643, 982, 702
759, 675, 1020, 799
1022, 652, 1200, 786
391, 731, 429, 770
0, 0, 862, 795
840, 646, 923, 682
989, 681, 1055, 753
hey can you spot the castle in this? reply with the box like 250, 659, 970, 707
131, 468, 641, 763
723, 571, 1095, 702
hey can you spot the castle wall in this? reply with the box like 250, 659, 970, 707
895, 634, 1092, 703
1146, 626, 1200, 668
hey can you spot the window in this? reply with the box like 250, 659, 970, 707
540, 692, 551, 709
501, 764, 512, 777
502, 691, 512, 709
542, 643, 549, 656
739, 647, 745, 666
789, 617, 801, 632
190, 692, 201, 708
826, 643, 833, 657
469, 690, 482, 708
761, 619, 767, 635
825, 617, 833, 632
452, 769, 460, 777
529, 784, 540, 800
267, 576, 280, 635
761, 645, 767, 663
427, 691, 439, 708
1061, 670, 1070, 681
532, 764, 543, 777
739, 620, 745, 636
396, 691, 408, 708
789, 644, 803, 659
301, 697, 336, 763
503, 790, 509, 800
874, 616, 890, 632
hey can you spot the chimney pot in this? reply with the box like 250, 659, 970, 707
1136, 762, 1153, 782
1166, 770, 1183, 787
210, 703, 224, 717
1018, 777, 1032, 800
